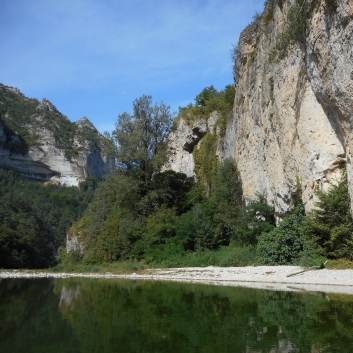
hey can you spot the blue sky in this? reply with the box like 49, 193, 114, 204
0, 0, 265, 133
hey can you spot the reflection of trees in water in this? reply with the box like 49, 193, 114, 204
53, 279, 353, 353
0, 278, 80, 353
1, 278, 352, 353
257, 290, 353, 352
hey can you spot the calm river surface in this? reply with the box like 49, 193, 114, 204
0, 278, 353, 352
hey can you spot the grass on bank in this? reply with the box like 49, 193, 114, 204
3, 253, 353, 275
50, 244, 353, 274
50, 244, 257, 274
49, 258, 353, 274
325, 259, 353, 270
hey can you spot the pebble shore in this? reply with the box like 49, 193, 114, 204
2, 266, 353, 295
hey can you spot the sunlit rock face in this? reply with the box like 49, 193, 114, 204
0, 120, 114, 186
0, 87, 114, 186
224, 0, 353, 216
166, 0, 353, 217
162, 112, 221, 178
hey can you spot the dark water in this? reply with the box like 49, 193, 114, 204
1, 278, 353, 353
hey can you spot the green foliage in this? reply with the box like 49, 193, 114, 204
67, 150, 269, 267
113, 95, 173, 182
0, 86, 39, 150
301, 172, 353, 260
174, 158, 244, 252
70, 169, 195, 264
193, 133, 218, 191
56, 247, 82, 266
189, 204, 217, 251
174, 211, 198, 251
147, 244, 257, 268
145, 171, 194, 215
230, 44, 241, 78
0, 169, 98, 268
257, 204, 305, 265
194, 85, 219, 107
209, 158, 244, 243
0, 84, 113, 160
270, 0, 311, 61
178, 84, 235, 132
262, 0, 275, 30
236, 195, 276, 246
143, 207, 178, 248
75, 171, 140, 264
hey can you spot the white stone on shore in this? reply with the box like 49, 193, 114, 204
2, 266, 353, 295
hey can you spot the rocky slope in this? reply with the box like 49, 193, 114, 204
0, 84, 114, 186
165, 0, 353, 217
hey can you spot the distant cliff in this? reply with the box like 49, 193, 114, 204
0, 84, 114, 186
165, 0, 353, 217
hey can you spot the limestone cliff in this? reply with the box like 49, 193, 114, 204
0, 84, 114, 186
165, 0, 353, 217
162, 112, 222, 177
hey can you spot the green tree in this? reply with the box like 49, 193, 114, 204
113, 95, 174, 182
0, 168, 98, 269
301, 172, 353, 259
236, 195, 275, 246
195, 85, 219, 107
210, 158, 243, 244
257, 204, 305, 265
178, 84, 235, 132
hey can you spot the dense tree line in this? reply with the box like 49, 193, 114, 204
2, 85, 353, 269
0, 169, 98, 268
62, 93, 276, 266
62, 90, 353, 268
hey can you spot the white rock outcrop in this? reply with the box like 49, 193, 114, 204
0, 93, 114, 186
162, 112, 221, 178
165, 0, 353, 217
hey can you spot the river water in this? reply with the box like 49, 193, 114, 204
0, 278, 353, 352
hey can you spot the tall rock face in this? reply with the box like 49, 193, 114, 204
0, 84, 114, 186
166, 0, 353, 217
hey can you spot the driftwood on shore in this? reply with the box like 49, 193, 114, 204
286, 261, 328, 278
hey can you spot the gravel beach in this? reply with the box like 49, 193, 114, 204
2, 266, 353, 295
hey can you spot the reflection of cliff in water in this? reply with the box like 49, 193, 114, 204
0, 278, 80, 353
59, 285, 81, 308
53, 278, 353, 353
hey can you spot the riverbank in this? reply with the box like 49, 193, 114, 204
2, 266, 353, 295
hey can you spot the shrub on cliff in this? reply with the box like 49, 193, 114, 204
269, 0, 317, 61
178, 84, 235, 131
